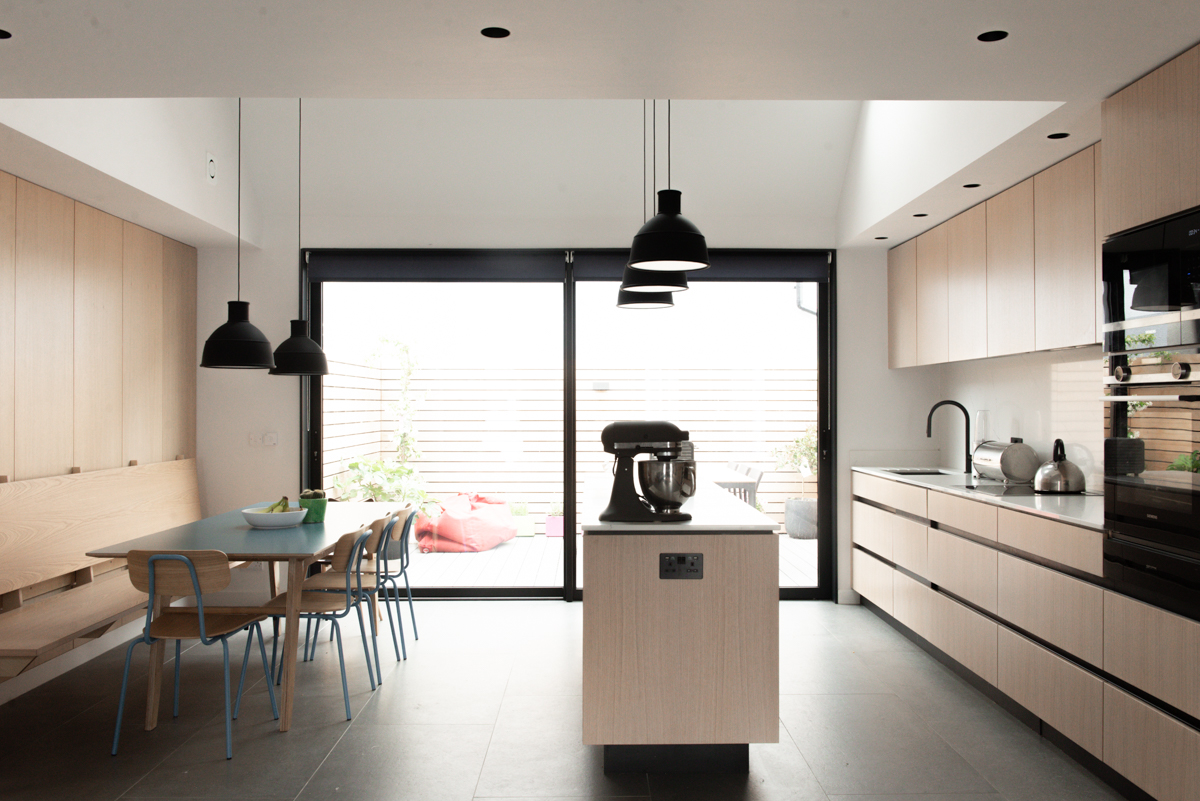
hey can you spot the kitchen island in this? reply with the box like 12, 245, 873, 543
581, 480, 779, 774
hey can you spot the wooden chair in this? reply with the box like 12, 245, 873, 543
263, 527, 376, 720
369, 508, 419, 660
744, 466, 764, 507
113, 550, 278, 760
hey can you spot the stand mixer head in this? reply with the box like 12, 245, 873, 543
599, 421, 697, 522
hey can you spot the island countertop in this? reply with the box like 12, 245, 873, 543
580, 478, 778, 533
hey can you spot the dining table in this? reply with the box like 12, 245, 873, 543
708, 464, 760, 506
87, 500, 400, 733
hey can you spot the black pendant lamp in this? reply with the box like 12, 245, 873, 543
617, 289, 674, 309
201, 99, 274, 369
627, 100, 708, 273
270, 99, 329, 376
620, 265, 688, 293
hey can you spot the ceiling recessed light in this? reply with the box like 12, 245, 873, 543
0, 30, 12, 40
481, 27, 510, 38
963, 183, 981, 188
1047, 132, 1070, 139
913, 213, 928, 218
875, 236, 888, 240
977, 30, 1008, 42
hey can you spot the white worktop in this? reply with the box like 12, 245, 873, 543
581, 479, 778, 533
852, 466, 1105, 531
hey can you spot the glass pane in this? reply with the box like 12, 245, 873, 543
575, 281, 820, 589
321, 282, 564, 589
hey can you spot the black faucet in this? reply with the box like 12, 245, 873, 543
927, 400, 972, 474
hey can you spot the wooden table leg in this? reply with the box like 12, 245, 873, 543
279, 559, 306, 731
144, 593, 167, 730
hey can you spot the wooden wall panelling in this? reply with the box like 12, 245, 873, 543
1094, 142, 1105, 340
0, 171, 13, 481
122, 222, 163, 467
927, 490, 997, 541
890, 518, 928, 577
851, 500, 891, 561
1104, 682, 1200, 801
997, 628, 1103, 758
73, 203, 124, 472
581, 533, 778, 745
997, 553, 1103, 665
945, 203, 988, 362
161, 237, 196, 460
892, 570, 931, 640
929, 590, 998, 685
1104, 590, 1200, 720
852, 472, 927, 518
915, 225, 949, 365
14, 179, 74, 480
986, 178, 1035, 357
852, 547, 894, 615
927, 528, 997, 613
996, 508, 1104, 576
1034, 146, 1097, 351
887, 239, 917, 369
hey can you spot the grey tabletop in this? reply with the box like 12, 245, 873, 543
86, 501, 399, 561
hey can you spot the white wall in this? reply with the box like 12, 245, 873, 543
835, 247, 947, 602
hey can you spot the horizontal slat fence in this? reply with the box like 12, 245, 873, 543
323, 362, 819, 529
1105, 399, 1200, 471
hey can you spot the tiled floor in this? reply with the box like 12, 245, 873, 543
0, 601, 1126, 801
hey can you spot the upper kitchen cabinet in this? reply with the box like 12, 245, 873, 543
986, 178, 1036, 358
945, 203, 988, 362
916, 225, 949, 365
0, 172, 13, 483
887, 238, 917, 369
1102, 41, 1200, 236
1034, 146, 1098, 351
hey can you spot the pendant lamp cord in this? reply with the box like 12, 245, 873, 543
667, 99, 671, 190
652, 99, 656, 208
298, 98, 305, 319
237, 98, 242, 302
642, 99, 647, 224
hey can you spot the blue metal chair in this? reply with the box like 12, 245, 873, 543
112, 550, 278, 760
374, 508, 420, 659
264, 527, 376, 719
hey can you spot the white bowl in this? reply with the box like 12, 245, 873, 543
242, 506, 308, 528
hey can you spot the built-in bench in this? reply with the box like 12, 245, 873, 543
0, 459, 201, 682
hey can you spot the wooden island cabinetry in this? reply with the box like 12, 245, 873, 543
851, 467, 1200, 801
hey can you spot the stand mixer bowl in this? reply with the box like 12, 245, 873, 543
638, 460, 697, 513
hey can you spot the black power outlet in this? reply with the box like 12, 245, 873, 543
660, 553, 703, 580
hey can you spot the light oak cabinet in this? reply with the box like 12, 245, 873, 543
892, 570, 932, 639
0, 172, 14, 482
852, 547, 894, 616
996, 508, 1104, 576
986, 178, 1036, 357
890, 517, 927, 577
915, 225, 948, 365
929, 590, 997, 686
887, 238, 917, 369
997, 553, 1103, 665
851, 472, 927, 518
998, 628, 1103, 758
851, 500, 891, 561
1101, 41, 1200, 236
122, 222, 164, 468
928, 490, 997, 541
945, 203, 988, 362
1104, 590, 1200, 720
927, 528, 997, 614
1034, 146, 1098, 350
1104, 683, 1200, 801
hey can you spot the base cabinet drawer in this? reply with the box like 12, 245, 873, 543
1104, 683, 1200, 801
891, 517, 928, 576
852, 500, 892, 561
998, 628, 1103, 757
928, 490, 997, 541
996, 508, 1103, 576
1104, 590, 1200, 720
853, 472, 927, 518
929, 591, 997, 686
928, 528, 997, 613
998, 554, 1103, 666
853, 548, 894, 616
893, 571, 931, 640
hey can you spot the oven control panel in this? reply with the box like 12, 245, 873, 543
660, 553, 703, 579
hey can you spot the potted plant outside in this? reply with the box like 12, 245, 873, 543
544, 501, 564, 537
774, 423, 819, 539
511, 501, 535, 537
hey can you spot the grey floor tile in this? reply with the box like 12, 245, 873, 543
780, 693, 994, 796
355, 654, 511, 726
475, 695, 649, 798
779, 636, 891, 695
297, 722, 492, 801
827, 795, 1002, 801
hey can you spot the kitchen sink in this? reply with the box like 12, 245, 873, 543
881, 468, 948, 476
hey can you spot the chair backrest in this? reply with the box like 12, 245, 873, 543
127, 550, 231, 597
387, 509, 419, 571
726, 461, 741, 472
745, 466, 764, 487
328, 525, 370, 574
739, 464, 754, 476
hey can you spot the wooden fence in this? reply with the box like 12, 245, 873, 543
323, 362, 819, 528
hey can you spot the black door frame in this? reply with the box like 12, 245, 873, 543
302, 248, 836, 601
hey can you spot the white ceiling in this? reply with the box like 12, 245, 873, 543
0, 1, 1197, 248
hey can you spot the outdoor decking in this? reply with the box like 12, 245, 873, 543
405, 533, 818, 589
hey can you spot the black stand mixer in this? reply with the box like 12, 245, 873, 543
599, 421, 697, 522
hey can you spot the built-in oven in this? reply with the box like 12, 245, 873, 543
1103, 206, 1200, 620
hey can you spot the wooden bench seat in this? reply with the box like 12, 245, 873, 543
0, 459, 201, 683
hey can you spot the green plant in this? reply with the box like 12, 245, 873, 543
1167, 450, 1200, 473
511, 501, 528, 516
774, 423, 819, 478
331, 457, 434, 511
547, 501, 564, 517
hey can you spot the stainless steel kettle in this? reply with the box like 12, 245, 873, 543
1033, 439, 1086, 494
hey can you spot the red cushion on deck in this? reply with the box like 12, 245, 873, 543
416, 493, 517, 553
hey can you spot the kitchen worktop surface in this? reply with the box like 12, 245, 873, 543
581, 478, 778, 533
852, 466, 1105, 532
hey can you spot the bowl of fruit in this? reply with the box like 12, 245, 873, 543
242, 497, 308, 529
